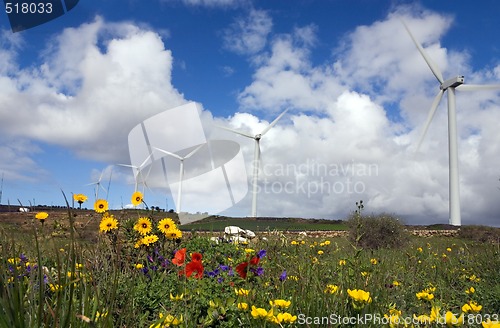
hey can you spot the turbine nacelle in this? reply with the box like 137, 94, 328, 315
254, 134, 262, 140
440, 76, 465, 90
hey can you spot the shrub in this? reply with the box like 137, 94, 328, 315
458, 225, 500, 244
347, 202, 409, 249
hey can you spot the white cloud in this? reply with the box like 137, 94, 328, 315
0, 17, 186, 164
223, 9, 273, 55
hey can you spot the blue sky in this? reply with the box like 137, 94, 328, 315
1, 0, 500, 226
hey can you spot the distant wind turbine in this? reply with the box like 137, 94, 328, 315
86, 169, 108, 200
118, 153, 154, 193
153, 144, 204, 214
403, 21, 500, 226
217, 109, 289, 217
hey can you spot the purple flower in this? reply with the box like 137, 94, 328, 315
257, 249, 267, 258
219, 264, 230, 271
250, 267, 264, 276
279, 270, 287, 282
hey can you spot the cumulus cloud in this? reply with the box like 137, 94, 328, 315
0, 17, 186, 165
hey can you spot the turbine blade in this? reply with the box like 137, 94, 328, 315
139, 152, 154, 169
261, 108, 289, 137
402, 20, 444, 83
184, 143, 204, 159
416, 89, 445, 152
153, 147, 183, 160
458, 84, 500, 91
215, 124, 254, 139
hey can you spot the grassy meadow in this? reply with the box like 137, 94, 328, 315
1, 194, 499, 327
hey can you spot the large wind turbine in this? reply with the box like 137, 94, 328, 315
153, 144, 204, 214
217, 109, 289, 218
403, 21, 500, 226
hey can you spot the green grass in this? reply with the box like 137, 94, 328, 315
1, 208, 499, 327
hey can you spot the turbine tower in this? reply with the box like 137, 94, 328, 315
403, 21, 500, 226
153, 144, 204, 214
217, 109, 288, 218
0, 172, 4, 204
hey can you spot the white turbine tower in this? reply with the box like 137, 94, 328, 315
118, 153, 154, 193
153, 144, 205, 214
404, 21, 500, 226
217, 109, 289, 218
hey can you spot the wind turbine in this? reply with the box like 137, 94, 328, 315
86, 169, 108, 200
403, 21, 500, 226
153, 144, 204, 214
118, 153, 154, 193
217, 108, 289, 218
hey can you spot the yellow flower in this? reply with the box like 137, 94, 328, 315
131, 191, 143, 206
269, 299, 291, 309
446, 247, 452, 252
141, 234, 159, 246
338, 259, 346, 266
469, 274, 481, 282
311, 257, 318, 264
462, 301, 482, 313
417, 247, 423, 252
134, 217, 152, 235
235, 288, 250, 296
49, 284, 62, 292
35, 212, 49, 221
158, 218, 177, 235
392, 280, 400, 287
416, 291, 434, 301
94, 199, 109, 213
323, 240, 331, 245
95, 311, 107, 321
370, 258, 378, 265
290, 240, 299, 245
276, 312, 297, 323
288, 275, 299, 281
165, 228, 182, 240
170, 293, 184, 301
245, 248, 255, 254
135, 263, 144, 269
237, 302, 249, 311
99, 215, 118, 233
73, 193, 88, 204
465, 286, 475, 294
361, 271, 369, 277
444, 311, 463, 326
251, 306, 268, 319
317, 250, 324, 255
482, 320, 500, 328
347, 289, 372, 309
430, 305, 441, 323
324, 284, 339, 294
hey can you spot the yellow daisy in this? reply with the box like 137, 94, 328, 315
134, 217, 152, 235
35, 212, 49, 221
141, 234, 159, 246
158, 218, 177, 235
73, 193, 88, 204
165, 228, 182, 240
94, 199, 109, 213
99, 215, 118, 233
131, 191, 143, 207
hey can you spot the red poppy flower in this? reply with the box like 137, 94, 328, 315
191, 252, 202, 262
236, 261, 249, 279
172, 248, 186, 266
250, 256, 259, 265
185, 260, 204, 279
